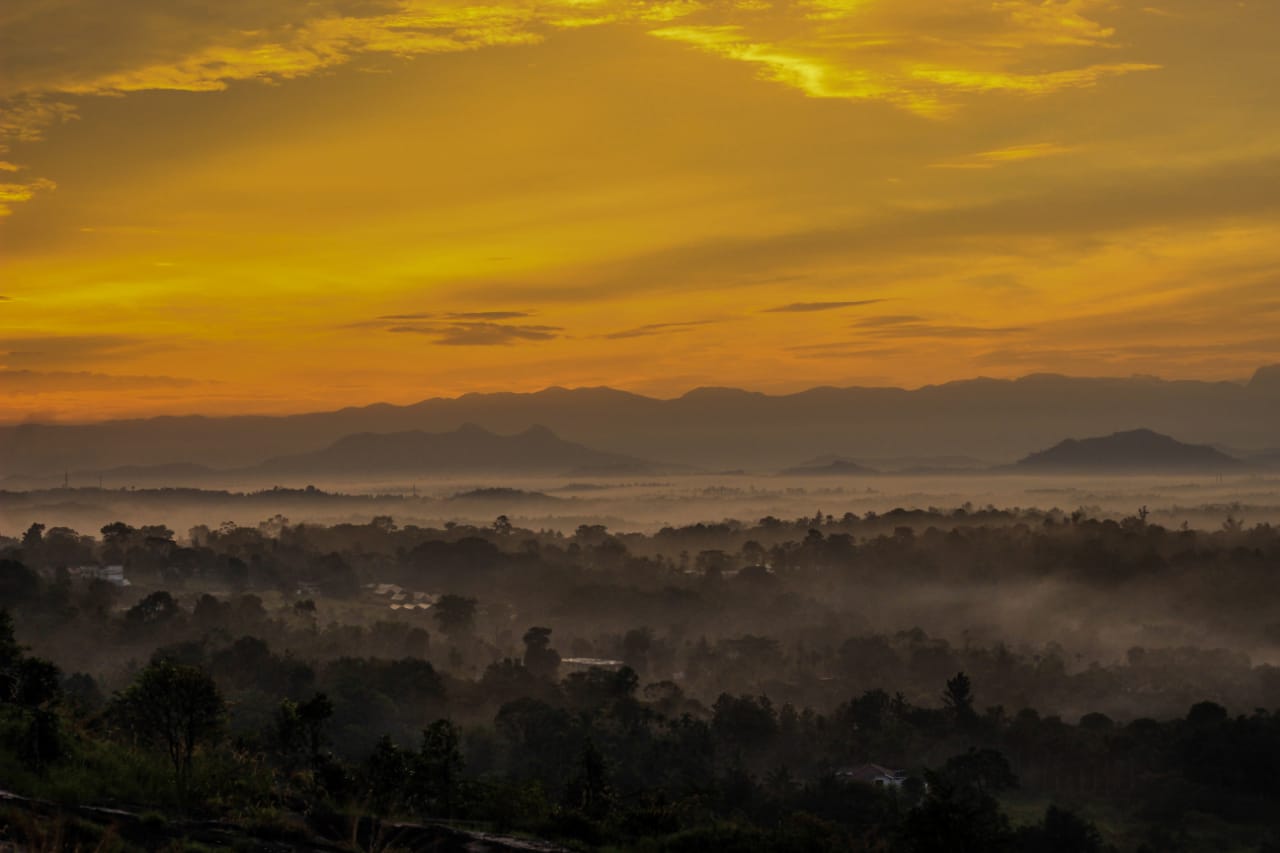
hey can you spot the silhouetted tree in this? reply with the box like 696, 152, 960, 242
943, 671, 977, 725
112, 659, 225, 800
434, 594, 477, 638
418, 719, 464, 818
522, 626, 561, 681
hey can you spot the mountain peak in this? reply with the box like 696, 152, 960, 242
1249, 364, 1280, 391
1016, 428, 1242, 472
517, 424, 559, 440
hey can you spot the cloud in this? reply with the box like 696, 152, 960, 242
0, 334, 163, 367
0, 0, 702, 111
785, 315, 1030, 357
0, 0, 1164, 222
386, 320, 561, 345
445, 310, 533, 320
0, 0, 1158, 149
650, 0, 1159, 116
852, 315, 926, 327
603, 320, 715, 339
764, 299, 885, 313
359, 309, 551, 343
0, 176, 55, 215
0, 97, 77, 152
374, 310, 532, 320
851, 316, 1029, 338
0, 369, 201, 392
977, 142, 1075, 163
930, 142, 1075, 169
786, 343, 907, 360
529, 153, 1280, 303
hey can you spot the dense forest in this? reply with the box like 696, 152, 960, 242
3, 508, 1280, 851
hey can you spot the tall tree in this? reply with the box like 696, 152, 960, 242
418, 719, 465, 818
112, 659, 226, 800
433, 594, 478, 638
522, 626, 561, 681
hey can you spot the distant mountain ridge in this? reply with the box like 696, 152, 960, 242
251, 424, 652, 477
780, 457, 880, 476
2, 366, 1278, 476
1014, 429, 1244, 472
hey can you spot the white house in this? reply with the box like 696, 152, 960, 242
837, 763, 908, 787
69, 565, 129, 587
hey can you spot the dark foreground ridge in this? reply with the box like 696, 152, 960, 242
0, 788, 567, 851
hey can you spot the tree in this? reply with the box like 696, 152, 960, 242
522, 626, 561, 681
365, 735, 411, 815
112, 660, 226, 800
1016, 805, 1104, 853
0, 610, 24, 689
711, 693, 779, 752
943, 671, 977, 724
433, 594, 478, 638
21, 523, 45, 552
942, 748, 1018, 795
899, 771, 1012, 853
0, 559, 40, 605
0, 610, 64, 769
274, 692, 333, 768
125, 590, 182, 627
418, 719, 465, 818
567, 737, 612, 819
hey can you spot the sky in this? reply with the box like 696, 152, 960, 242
2, 0, 1279, 422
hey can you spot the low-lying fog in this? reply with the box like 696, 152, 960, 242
7, 471, 1280, 703
4, 472, 1277, 537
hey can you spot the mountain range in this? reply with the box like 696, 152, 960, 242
252, 424, 650, 478
2, 367, 1278, 478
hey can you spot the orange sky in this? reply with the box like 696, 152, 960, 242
2, 0, 1279, 421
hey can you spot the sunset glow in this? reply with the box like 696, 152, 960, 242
2, 0, 1279, 420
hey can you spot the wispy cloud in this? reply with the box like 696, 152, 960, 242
386, 320, 561, 345
930, 141, 1076, 169
0, 176, 55, 215
374, 310, 533, 321
0, 0, 1159, 220
977, 142, 1075, 163
445, 310, 533, 320
376, 312, 436, 321
0, 334, 166, 367
764, 299, 885, 313
0, 97, 77, 152
650, 0, 1158, 116
0, 368, 202, 392
603, 320, 715, 339
851, 315, 1029, 338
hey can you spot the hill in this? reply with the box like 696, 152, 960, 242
249, 424, 653, 477
780, 457, 879, 476
1014, 429, 1245, 473
2, 367, 1278, 476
